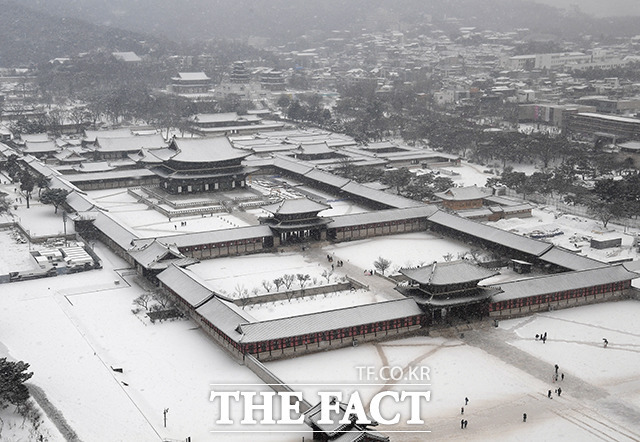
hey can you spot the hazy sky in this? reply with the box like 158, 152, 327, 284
533, 0, 640, 17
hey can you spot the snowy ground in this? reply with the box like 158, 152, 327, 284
0, 243, 311, 441
187, 251, 343, 297
489, 207, 640, 263
267, 300, 640, 441
502, 301, 640, 408
323, 231, 474, 274
245, 288, 380, 321
88, 189, 252, 237
0, 397, 64, 442
0, 227, 39, 274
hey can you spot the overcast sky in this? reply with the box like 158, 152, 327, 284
533, 0, 640, 17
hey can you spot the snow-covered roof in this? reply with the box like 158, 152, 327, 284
84, 128, 137, 141
304, 168, 351, 188
196, 297, 255, 338
168, 137, 249, 163
262, 198, 331, 216
576, 112, 640, 124
491, 264, 637, 302
174, 72, 211, 81
157, 264, 216, 308
273, 155, 315, 175
538, 246, 606, 271
340, 181, 424, 209
296, 142, 334, 155
329, 206, 437, 229
23, 141, 58, 153
20, 133, 49, 143
191, 112, 260, 124
129, 240, 195, 270
95, 134, 166, 152
71, 161, 115, 173
112, 51, 142, 62
92, 212, 139, 250
401, 260, 499, 285
238, 298, 422, 343
428, 210, 553, 256
63, 168, 157, 183
154, 225, 273, 248
435, 185, 492, 201
66, 190, 99, 212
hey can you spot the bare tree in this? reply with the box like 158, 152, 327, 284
152, 292, 172, 309
321, 269, 333, 284
296, 273, 311, 289
273, 277, 284, 291
133, 294, 152, 311
262, 279, 273, 293
234, 284, 250, 309
442, 253, 454, 262
373, 257, 392, 275
282, 274, 295, 290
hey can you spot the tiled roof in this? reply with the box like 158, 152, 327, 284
329, 206, 437, 229
401, 260, 499, 285
238, 298, 422, 343
538, 246, 606, 271
490, 264, 637, 302
168, 137, 249, 163
262, 198, 331, 215
153, 225, 273, 248
428, 210, 553, 256
157, 264, 216, 308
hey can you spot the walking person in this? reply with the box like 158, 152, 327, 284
461, 419, 464, 429
548, 390, 552, 399
603, 338, 609, 348
465, 397, 469, 405
463, 420, 468, 429
561, 373, 564, 381
461, 407, 464, 415
523, 413, 527, 422
557, 387, 562, 397
554, 364, 559, 374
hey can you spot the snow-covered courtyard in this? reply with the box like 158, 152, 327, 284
490, 207, 640, 263
323, 231, 475, 274
267, 300, 640, 441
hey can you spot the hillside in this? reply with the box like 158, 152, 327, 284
0, 0, 167, 67
14, 0, 640, 44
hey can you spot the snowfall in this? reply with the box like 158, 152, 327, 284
1, 162, 640, 441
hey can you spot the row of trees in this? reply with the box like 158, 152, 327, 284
278, 94, 332, 128
336, 164, 455, 202
488, 163, 640, 228
2, 155, 68, 212
231, 271, 340, 309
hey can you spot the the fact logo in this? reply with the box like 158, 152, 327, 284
209, 390, 431, 426
209, 365, 431, 428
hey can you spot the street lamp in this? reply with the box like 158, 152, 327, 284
163, 408, 169, 428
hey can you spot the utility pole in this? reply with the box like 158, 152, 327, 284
62, 211, 67, 246
163, 408, 169, 428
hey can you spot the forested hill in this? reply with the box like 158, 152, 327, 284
15, 0, 640, 44
0, 0, 168, 67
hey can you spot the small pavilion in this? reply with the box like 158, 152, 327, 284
397, 260, 500, 323
260, 198, 332, 244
